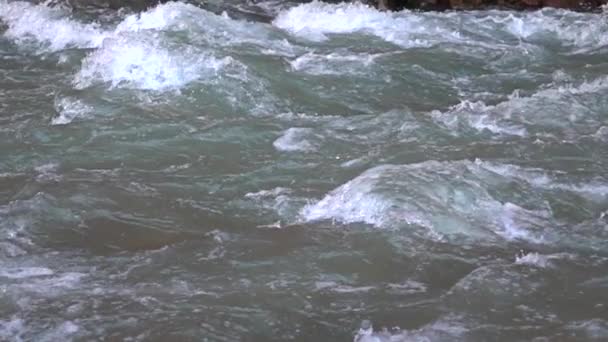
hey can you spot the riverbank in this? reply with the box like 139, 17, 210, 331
377, 0, 607, 10
41, 0, 608, 12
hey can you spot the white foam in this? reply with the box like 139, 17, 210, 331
0, 1, 109, 51
300, 165, 397, 228
0, 267, 54, 279
431, 100, 527, 137
476, 159, 608, 197
243, 187, 301, 221
593, 126, 608, 142
273, 1, 608, 53
0, 2, 207, 52
566, 319, 608, 339
300, 161, 549, 242
386, 280, 427, 294
518, 252, 550, 268
38, 321, 79, 342
314, 281, 375, 293
361, 315, 469, 341
474, 159, 552, 187
74, 34, 231, 90
332, 285, 375, 293
513, 252, 575, 268
431, 100, 527, 136
0, 2, 252, 90
433, 76, 608, 139
0, 317, 25, 342
16, 272, 86, 294
4, 0, 607, 58
118, 2, 275, 46
289, 51, 379, 75
273, 1, 439, 47
274, 2, 608, 50
502, 10, 608, 49
273, 127, 319, 152
0, 242, 27, 258
497, 202, 547, 243
245, 187, 292, 199
51, 97, 93, 125
115, 2, 201, 33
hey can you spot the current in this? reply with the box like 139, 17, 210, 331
1, 0, 608, 340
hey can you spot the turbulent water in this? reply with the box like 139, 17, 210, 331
1, 0, 608, 340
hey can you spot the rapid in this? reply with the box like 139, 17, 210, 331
1, 0, 608, 340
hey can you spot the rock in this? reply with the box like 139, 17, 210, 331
372, 0, 606, 10
42, 0, 170, 11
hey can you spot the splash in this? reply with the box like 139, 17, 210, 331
0, 0, 109, 51
273, 1, 440, 47
74, 34, 232, 90
51, 97, 93, 125
274, 2, 608, 50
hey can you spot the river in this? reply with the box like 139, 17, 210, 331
1, 1, 608, 340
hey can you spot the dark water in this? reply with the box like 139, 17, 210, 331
1, 0, 608, 340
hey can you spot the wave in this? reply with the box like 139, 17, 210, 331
274, 2, 608, 50
431, 75, 608, 139
74, 33, 232, 90
273, 127, 320, 152
0, 0, 109, 50
0, 2, 277, 91
51, 96, 94, 125
300, 159, 608, 244
273, 1, 447, 47
300, 160, 545, 242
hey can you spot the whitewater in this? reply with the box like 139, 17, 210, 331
1, 0, 608, 340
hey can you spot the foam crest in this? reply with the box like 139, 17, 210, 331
273, 1, 439, 47
1, 1, 274, 50
10, 272, 86, 294
115, 2, 202, 33
289, 51, 379, 75
0, 1, 109, 51
476, 159, 608, 197
566, 319, 608, 339
273, 127, 320, 152
274, 2, 608, 51
116, 2, 276, 49
300, 160, 549, 242
74, 34, 231, 90
51, 97, 93, 125
514, 252, 570, 268
432, 76, 608, 138
353, 316, 470, 341
431, 100, 527, 137
0, 267, 54, 279
1, 2, 261, 91
502, 10, 608, 49
274, 1, 383, 41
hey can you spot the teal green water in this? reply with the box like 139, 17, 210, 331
1, 1, 608, 340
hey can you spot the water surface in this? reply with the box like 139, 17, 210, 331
1, 1, 608, 340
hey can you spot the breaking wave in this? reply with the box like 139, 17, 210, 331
300, 159, 608, 245
273, 1, 608, 50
